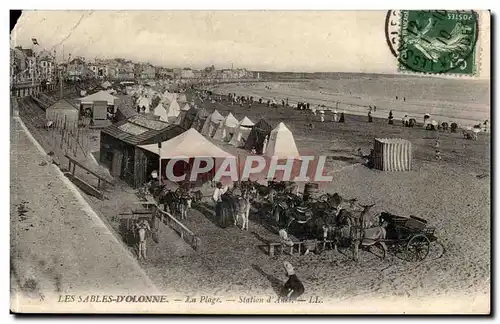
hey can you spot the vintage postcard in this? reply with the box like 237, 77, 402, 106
10, 10, 491, 314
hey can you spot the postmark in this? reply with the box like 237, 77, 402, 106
385, 10, 479, 75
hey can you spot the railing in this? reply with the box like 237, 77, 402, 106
65, 154, 114, 200
138, 201, 201, 252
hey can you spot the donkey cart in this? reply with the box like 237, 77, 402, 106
378, 212, 439, 262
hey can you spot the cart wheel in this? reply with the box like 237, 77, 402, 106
406, 234, 430, 262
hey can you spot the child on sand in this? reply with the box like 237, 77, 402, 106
435, 138, 442, 160
281, 261, 305, 300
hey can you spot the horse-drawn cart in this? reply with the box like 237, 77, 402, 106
379, 212, 439, 262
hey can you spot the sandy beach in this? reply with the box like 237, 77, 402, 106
212, 76, 490, 128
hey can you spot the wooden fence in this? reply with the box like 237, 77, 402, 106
139, 202, 201, 252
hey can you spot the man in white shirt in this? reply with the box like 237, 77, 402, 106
213, 182, 232, 228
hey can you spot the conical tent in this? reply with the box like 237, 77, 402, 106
201, 109, 224, 137
162, 91, 174, 103
153, 102, 169, 122
229, 116, 254, 147
136, 96, 152, 113
264, 122, 300, 159
213, 113, 239, 141
166, 100, 181, 119
244, 119, 273, 153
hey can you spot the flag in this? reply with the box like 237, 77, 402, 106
31, 38, 39, 46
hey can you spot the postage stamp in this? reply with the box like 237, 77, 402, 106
385, 10, 480, 75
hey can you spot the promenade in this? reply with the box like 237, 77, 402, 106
10, 117, 159, 313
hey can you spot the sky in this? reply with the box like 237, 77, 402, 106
10, 10, 490, 77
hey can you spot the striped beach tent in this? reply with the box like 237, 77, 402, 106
372, 138, 412, 171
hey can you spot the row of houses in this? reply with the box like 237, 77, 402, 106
10, 46, 57, 83
11, 46, 258, 85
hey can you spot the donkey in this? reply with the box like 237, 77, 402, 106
234, 189, 252, 231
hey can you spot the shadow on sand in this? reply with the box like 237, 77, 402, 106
252, 264, 283, 297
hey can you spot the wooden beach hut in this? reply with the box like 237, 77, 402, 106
100, 115, 185, 187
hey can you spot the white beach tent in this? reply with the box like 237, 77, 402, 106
264, 122, 300, 159
165, 99, 181, 119
138, 128, 235, 184
153, 102, 169, 122
79, 90, 118, 106
139, 128, 234, 159
201, 110, 224, 137
229, 116, 254, 147
136, 96, 152, 113
213, 112, 239, 142
162, 91, 175, 103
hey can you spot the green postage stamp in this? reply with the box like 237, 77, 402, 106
385, 10, 479, 75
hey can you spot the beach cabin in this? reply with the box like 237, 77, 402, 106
79, 90, 118, 119
372, 138, 412, 172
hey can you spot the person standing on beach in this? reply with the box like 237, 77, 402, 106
435, 138, 442, 160
286, 98, 289, 107
388, 110, 394, 125
213, 182, 231, 228
368, 109, 373, 123
339, 112, 345, 123
333, 110, 338, 122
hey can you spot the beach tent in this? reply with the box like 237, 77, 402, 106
264, 122, 300, 159
138, 128, 235, 184
201, 109, 225, 137
153, 102, 169, 122
79, 90, 118, 106
162, 90, 176, 103
244, 119, 273, 154
191, 108, 210, 132
136, 96, 152, 113
213, 113, 239, 142
229, 116, 254, 147
165, 99, 181, 120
